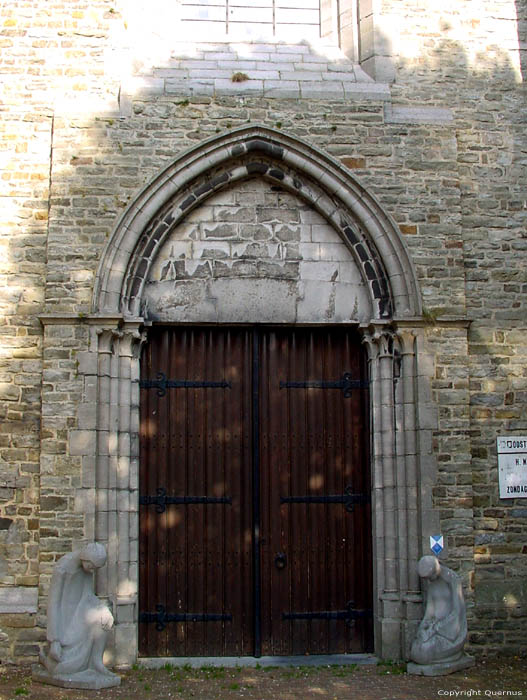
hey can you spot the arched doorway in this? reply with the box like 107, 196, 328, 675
84, 125, 431, 665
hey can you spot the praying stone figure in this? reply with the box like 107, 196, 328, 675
407, 555, 474, 676
33, 542, 120, 690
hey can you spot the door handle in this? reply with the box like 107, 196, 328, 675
274, 552, 287, 570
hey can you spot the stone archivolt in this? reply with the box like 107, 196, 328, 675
94, 125, 421, 323
61, 125, 440, 665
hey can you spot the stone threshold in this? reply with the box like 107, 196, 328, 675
139, 654, 378, 669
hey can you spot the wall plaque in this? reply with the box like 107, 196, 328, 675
497, 437, 527, 498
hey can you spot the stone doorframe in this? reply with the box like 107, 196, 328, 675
58, 126, 440, 665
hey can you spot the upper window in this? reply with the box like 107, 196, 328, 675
180, 0, 322, 40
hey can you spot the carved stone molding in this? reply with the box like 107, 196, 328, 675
93, 126, 421, 322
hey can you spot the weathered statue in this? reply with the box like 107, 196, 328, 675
407, 555, 474, 676
33, 543, 120, 689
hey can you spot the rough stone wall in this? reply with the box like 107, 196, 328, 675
0, 0, 120, 661
0, 0, 525, 662
379, 0, 527, 654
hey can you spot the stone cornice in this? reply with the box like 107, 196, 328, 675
39, 313, 144, 326
393, 316, 471, 329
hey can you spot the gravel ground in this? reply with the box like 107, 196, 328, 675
0, 657, 526, 700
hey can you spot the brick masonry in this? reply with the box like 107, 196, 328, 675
0, 0, 525, 663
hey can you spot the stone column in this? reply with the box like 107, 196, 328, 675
113, 324, 146, 667
361, 321, 439, 660
394, 326, 425, 654
74, 318, 145, 668
94, 327, 116, 600
398, 329, 420, 593
361, 327, 382, 649
361, 324, 401, 659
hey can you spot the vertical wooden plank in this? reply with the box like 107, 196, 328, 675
259, 329, 270, 655
223, 328, 236, 656
223, 328, 244, 655
252, 327, 262, 657
345, 329, 358, 653
167, 327, 185, 656
182, 328, 192, 657
242, 329, 254, 655
260, 328, 290, 655
333, 327, 350, 653
308, 328, 328, 654
276, 329, 288, 654
163, 329, 171, 656
281, 329, 294, 655
289, 328, 309, 656
262, 328, 274, 655
204, 329, 217, 655
225, 327, 253, 657
143, 336, 154, 656
138, 340, 150, 656
184, 329, 202, 655
349, 329, 361, 653
356, 337, 374, 652
335, 329, 349, 653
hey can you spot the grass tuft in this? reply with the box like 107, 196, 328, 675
231, 72, 249, 82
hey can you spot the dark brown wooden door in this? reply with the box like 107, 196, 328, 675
139, 326, 372, 657
259, 328, 372, 655
139, 327, 253, 657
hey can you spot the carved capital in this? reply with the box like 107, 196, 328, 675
119, 325, 148, 359
362, 324, 394, 360
96, 328, 120, 355
395, 328, 416, 356
360, 329, 376, 363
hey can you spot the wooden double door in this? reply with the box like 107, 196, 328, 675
139, 326, 373, 657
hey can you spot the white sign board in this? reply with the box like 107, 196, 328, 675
497, 437, 527, 498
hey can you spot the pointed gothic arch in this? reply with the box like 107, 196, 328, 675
93, 124, 421, 322
77, 126, 440, 666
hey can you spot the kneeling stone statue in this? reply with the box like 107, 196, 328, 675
33, 542, 120, 690
408, 555, 474, 676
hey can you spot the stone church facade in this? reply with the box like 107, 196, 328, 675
0, 0, 525, 666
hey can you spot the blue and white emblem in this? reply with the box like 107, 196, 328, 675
430, 534, 444, 555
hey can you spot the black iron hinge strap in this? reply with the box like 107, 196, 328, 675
279, 372, 368, 398
283, 602, 372, 628
140, 488, 232, 514
139, 605, 232, 631
140, 372, 231, 397
281, 486, 370, 513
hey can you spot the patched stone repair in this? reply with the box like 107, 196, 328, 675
142, 179, 371, 323
120, 145, 398, 321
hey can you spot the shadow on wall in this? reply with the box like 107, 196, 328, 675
516, 0, 527, 81
392, 23, 527, 652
